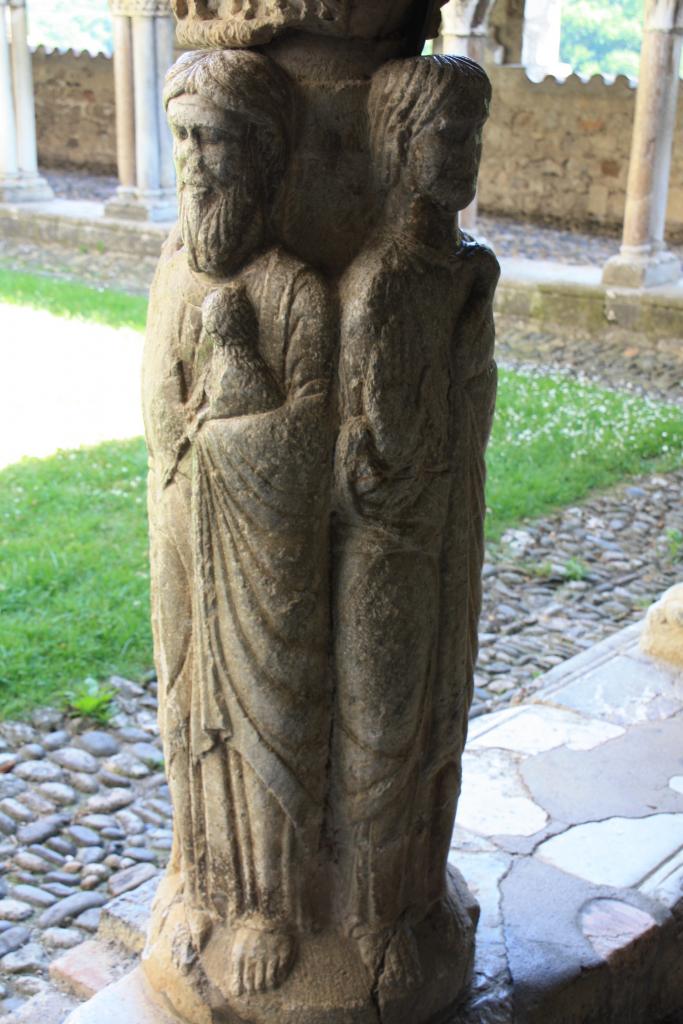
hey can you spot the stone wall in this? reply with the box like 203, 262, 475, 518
32, 47, 117, 174
30, 50, 683, 236
479, 64, 683, 237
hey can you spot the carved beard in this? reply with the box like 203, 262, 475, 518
179, 179, 264, 277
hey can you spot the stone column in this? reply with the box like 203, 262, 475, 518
435, 0, 498, 63
489, 0, 525, 65
434, 0, 497, 234
65, 5, 500, 1024
0, 0, 52, 202
105, 0, 176, 222
521, 0, 564, 77
603, 0, 683, 288
111, 14, 136, 194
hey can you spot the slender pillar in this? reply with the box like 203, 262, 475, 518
133, 15, 161, 193
155, 14, 175, 191
112, 14, 136, 190
0, 1, 19, 182
603, 0, 683, 288
521, 0, 564, 77
105, 0, 175, 222
10, 0, 37, 173
435, 0, 497, 234
0, 0, 52, 202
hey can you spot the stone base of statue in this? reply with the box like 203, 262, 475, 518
0, 171, 54, 203
138, 868, 478, 1024
104, 185, 177, 222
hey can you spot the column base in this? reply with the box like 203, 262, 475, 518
602, 246, 682, 288
0, 172, 54, 203
104, 186, 176, 223
133, 866, 478, 1024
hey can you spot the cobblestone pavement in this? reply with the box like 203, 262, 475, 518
0, 238, 160, 296
1, 462, 682, 1015
44, 170, 119, 204
476, 467, 683, 717
0, 676, 168, 1017
497, 316, 683, 406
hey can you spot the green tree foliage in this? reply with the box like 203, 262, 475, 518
560, 0, 644, 78
27, 0, 113, 56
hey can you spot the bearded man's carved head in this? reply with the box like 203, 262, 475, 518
164, 49, 293, 275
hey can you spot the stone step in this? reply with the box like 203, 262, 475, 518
63, 968, 179, 1024
97, 875, 160, 955
49, 938, 134, 1002
0, 987, 77, 1024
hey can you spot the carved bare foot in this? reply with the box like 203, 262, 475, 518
229, 923, 296, 996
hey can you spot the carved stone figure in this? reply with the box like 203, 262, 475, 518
333, 52, 498, 1009
142, 47, 336, 1013
139, 18, 499, 1024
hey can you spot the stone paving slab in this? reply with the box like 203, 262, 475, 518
48, 618, 683, 1024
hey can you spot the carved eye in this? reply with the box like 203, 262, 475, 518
175, 126, 189, 141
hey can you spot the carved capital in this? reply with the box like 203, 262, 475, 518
171, 0, 447, 49
110, 0, 172, 17
644, 0, 683, 33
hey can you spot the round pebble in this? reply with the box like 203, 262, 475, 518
78, 732, 120, 758
51, 748, 99, 774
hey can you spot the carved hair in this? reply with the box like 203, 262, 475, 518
368, 55, 492, 189
164, 49, 293, 189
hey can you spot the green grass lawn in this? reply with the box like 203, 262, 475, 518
0, 269, 148, 332
2, 367, 682, 719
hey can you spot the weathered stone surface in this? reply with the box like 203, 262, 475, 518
43, 927, 85, 950
107, 863, 157, 897
15, 760, 63, 783
522, 713, 683, 825
39, 893, 108, 929
536, 649, 683, 725
535, 814, 683, 888
131, 35, 498, 1024
51, 749, 100, 775
12, 885, 58, 909
63, 968, 179, 1024
0, 899, 33, 922
1, 941, 46, 974
171, 0, 446, 50
580, 898, 657, 961
1, 985, 76, 1024
78, 733, 120, 759
457, 749, 548, 838
83, 789, 134, 814
468, 705, 624, 756
0, 925, 30, 958
99, 876, 159, 954
17, 814, 67, 846
50, 939, 127, 1000
641, 584, 683, 668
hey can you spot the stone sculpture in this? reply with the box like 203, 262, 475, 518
141, 5, 499, 1022
333, 52, 498, 998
